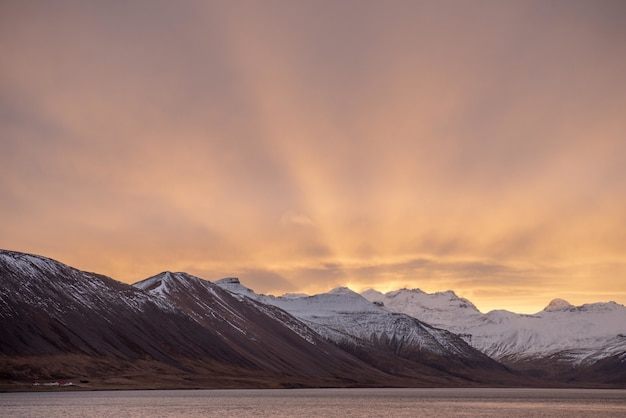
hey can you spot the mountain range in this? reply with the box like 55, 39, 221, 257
361, 288, 626, 383
1, 249, 624, 390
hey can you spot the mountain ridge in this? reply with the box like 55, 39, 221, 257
2, 249, 624, 389
214, 278, 533, 385
1, 250, 395, 389
360, 286, 626, 383
1, 249, 526, 390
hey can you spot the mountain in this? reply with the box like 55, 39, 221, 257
132, 272, 388, 384
361, 288, 626, 384
215, 279, 524, 386
360, 288, 483, 328
3, 248, 622, 389
0, 250, 390, 389
0, 249, 521, 390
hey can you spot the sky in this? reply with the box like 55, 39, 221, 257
1, 0, 625, 314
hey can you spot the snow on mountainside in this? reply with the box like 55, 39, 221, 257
0, 250, 227, 362
361, 288, 626, 365
361, 288, 483, 328
135, 272, 323, 347
0, 250, 165, 320
215, 279, 497, 362
214, 279, 525, 386
4, 248, 623, 387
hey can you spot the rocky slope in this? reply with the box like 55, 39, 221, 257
132, 272, 384, 381
0, 250, 387, 388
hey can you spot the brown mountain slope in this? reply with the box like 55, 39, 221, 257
0, 250, 389, 389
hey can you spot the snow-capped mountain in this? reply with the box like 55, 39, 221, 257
0, 250, 159, 320
361, 288, 483, 330
361, 288, 626, 367
135, 272, 319, 345
0, 250, 181, 359
1, 249, 522, 389
133, 272, 374, 378
215, 278, 517, 385
3, 248, 624, 388
217, 279, 459, 353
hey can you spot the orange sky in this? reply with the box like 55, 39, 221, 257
1, 1, 625, 314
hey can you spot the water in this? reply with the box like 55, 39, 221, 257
1, 388, 625, 417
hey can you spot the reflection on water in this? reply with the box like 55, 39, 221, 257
1, 388, 626, 417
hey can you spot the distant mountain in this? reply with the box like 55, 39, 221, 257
215, 279, 522, 386
361, 287, 626, 384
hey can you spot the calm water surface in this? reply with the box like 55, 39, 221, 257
1, 388, 625, 417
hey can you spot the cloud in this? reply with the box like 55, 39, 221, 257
1, 0, 625, 313
280, 211, 315, 228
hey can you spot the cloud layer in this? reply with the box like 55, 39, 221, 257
2, 1, 625, 313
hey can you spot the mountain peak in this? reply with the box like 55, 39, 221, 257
327, 286, 360, 296
215, 277, 241, 285
133, 271, 208, 296
544, 298, 574, 312
0, 249, 70, 280
214, 277, 256, 297
361, 289, 384, 301
438, 290, 458, 297
280, 292, 309, 299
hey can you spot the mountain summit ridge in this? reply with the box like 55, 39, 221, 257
544, 298, 575, 312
